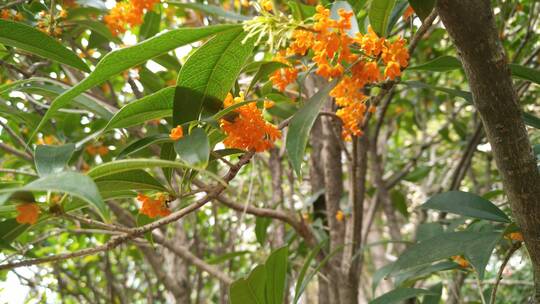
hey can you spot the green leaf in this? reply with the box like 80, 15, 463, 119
404, 166, 431, 182
421, 191, 510, 223
117, 135, 170, 159
370, 288, 437, 304
0, 172, 108, 221
32, 24, 238, 141
0, 219, 29, 245
523, 112, 540, 129
95, 170, 167, 192
160, 143, 176, 184
168, 2, 249, 21
174, 128, 210, 167
394, 261, 457, 286
246, 61, 289, 93
140, 11, 161, 40
408, 0, 436, 21
293, 241, 325, 304
13, 80, 114, 119
104, 87, 175, 131
86, 158, 224, 185
174, 27, 255, 125
0, 19, 89, 72
137, 213, 156, 244
286, 81, 336, 176
230, 265, 266, 304
255, 217, 272, 246
422, 283, 443, 304
265, 247, 289, 304
408, 56, 462, 72
510, 64, 540, 85
368, 0, 396, 36
391, 231, 502, 279
71, 19, 120, 43
34, 144, 75, 176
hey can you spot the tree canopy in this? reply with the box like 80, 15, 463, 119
0, 0, 538, 303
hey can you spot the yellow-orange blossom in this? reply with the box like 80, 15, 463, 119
270, 5, 410, 140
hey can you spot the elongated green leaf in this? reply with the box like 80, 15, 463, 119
168, 2, 249, 21
370, 288, 437, 304
71, 19, 120, 43
160, 143, 176, 184
174, 27, 255, 124
0, 172, 108, 221
422, 283, 443, 304
510, 64, 540, 85
265, 247, 288, 304
408, 0, 436, 21
14, 81, 114, 119
117, 135, 170, 159
34, 144, 75, 176
394, 261, 457, 286
0, 219, 29, 245
32, 24, 238, 141
391, 231, 502, 279
524, 112, 540, 129
408, 56, 462, 72
255, 217, 272, 246
293, 241, 325, 304
230, 265, 266, 304
0, 20, 89, 72
105, 87, 175, 131
368, 0, 396, 36
286, 81, 336, 176
421, 191, 510, 223
140, 11, 161, 40
86, 158, 224, 185
174, 128, 210, 167
95, 170, 167, 192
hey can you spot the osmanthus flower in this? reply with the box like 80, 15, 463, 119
15, 203, 40, 225
169, 125, 184, 140
104, 0, 160, 36
86, 144, 109, 156
220, 92, 281, 152
269, 51, 298, 92
506, 232, 524, 242
1, 9, 23, 21
137, 193, 171, 218
451, 255, 470, 268
244, 4, 409, 140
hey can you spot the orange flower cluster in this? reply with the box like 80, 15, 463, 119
36, 10, 67, 36
104, 0, 160, 36
169, 125, 184, 140
220, 92, 281, 152
451, 255, 470, 268
15, 203, 40, 225
289, 5, 409, 140
403, 5, 415, 20
37, 135, 59, 145
506, 232, 524, 242
137, 193, 171, 218
1, 9, 23, 21
270, 5, 409, 140
86, 144, 109, 156
269, 51, 298, 92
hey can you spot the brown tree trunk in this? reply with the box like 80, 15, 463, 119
436, 1, 540, 302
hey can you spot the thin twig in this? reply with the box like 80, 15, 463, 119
490, 242, 522, 304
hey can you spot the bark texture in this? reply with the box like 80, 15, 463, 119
436, 1, 540, 301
